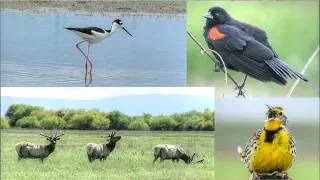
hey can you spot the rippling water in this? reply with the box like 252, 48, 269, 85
1, 11, 186, 87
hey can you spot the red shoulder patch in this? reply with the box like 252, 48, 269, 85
209, 27, 226, 40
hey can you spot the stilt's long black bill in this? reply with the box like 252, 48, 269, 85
122, 27, 133, 37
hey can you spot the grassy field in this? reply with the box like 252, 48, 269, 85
214, 123, 319, 180
187, 1, 319, 97
1, 129, 214, 180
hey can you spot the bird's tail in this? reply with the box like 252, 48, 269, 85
265, 58, 310, 85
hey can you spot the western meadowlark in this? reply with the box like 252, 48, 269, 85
237, 105, 296, 179
265, 105, 288, 126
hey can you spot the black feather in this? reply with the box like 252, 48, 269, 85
203, 6, 310, 85
64, 27, 105, 35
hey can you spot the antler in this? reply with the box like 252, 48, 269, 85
102, 129, 116, 139
191, 153, 196, 159
55, 133, 65, 138
40, 133, 51, 138
109, 129, 116, 137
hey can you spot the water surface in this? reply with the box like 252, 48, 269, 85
1, 12, 186, 86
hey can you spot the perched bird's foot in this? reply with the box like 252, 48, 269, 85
234, 75, 247, 97
235, 87, 245, 98
234, 75, 247, 90
212, 63, 222, 72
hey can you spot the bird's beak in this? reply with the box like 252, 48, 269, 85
203, 12, 213, 19
122, 27, 133, 37
265, 104, 274, 111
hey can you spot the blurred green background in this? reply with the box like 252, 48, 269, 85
187, 1, 319, 97
215, 98, 319, 180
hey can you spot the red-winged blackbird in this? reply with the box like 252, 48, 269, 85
203, 7, 309, 96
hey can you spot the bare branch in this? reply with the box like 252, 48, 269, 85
286, 45, 319, 97
187, 29, 245, 97
202, 49, 228, 97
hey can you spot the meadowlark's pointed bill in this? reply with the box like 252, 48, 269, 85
265, 104, 288, 126
203, 6, 309, 96
237, 106, 296, 177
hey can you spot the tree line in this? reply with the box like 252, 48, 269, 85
1, 104, 215, 131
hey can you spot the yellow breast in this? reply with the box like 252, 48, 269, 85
251, 130, 294, 173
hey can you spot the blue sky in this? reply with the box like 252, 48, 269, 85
216, 97, 319, 124
1, 87, 215, 116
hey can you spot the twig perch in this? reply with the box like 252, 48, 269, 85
201, 49, 228, 98
187, 29, 245, 97
286, 45, 319, 97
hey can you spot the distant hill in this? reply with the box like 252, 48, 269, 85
1, 94, 215, 116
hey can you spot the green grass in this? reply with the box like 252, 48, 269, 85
1, 129, 214, 180
187, 1, 319, 97
215, 123, 319, 180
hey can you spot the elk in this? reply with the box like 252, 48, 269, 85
15, 132, 65, 162
153, 144, 196, 164
86, 129, 121, 162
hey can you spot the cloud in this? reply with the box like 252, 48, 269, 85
1, 87, 215, 100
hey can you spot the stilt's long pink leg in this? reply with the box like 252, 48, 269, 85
87, 43, 93, 74
76, 39, 93, 87
76, 39, 93, 71
86, 43, 92, 86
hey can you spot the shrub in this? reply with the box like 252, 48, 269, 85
149, 116, 178, 131
40, 116, 66, 129
128, 118, 150, 131
1, 117, 9, 129
16, 116, 40, 128
92, 116, 110, 130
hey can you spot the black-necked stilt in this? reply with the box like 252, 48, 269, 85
64, 19, 133, 76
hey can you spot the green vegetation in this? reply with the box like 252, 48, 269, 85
1, 129, 214, 180
215, 123, 319, 180
1, 117, 9, 128
3, 104, 215, 131
187, 1, 319, 97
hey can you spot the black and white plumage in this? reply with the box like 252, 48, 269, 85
65, 19, 133, 44
64, 19, 133, 86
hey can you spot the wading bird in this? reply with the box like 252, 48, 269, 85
203, 7, 309, 97
237, 105, 296, 179
64, 19, 133, 86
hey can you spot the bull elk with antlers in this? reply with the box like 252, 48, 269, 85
15, 132, 65, 162
86, 129, 121, 162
